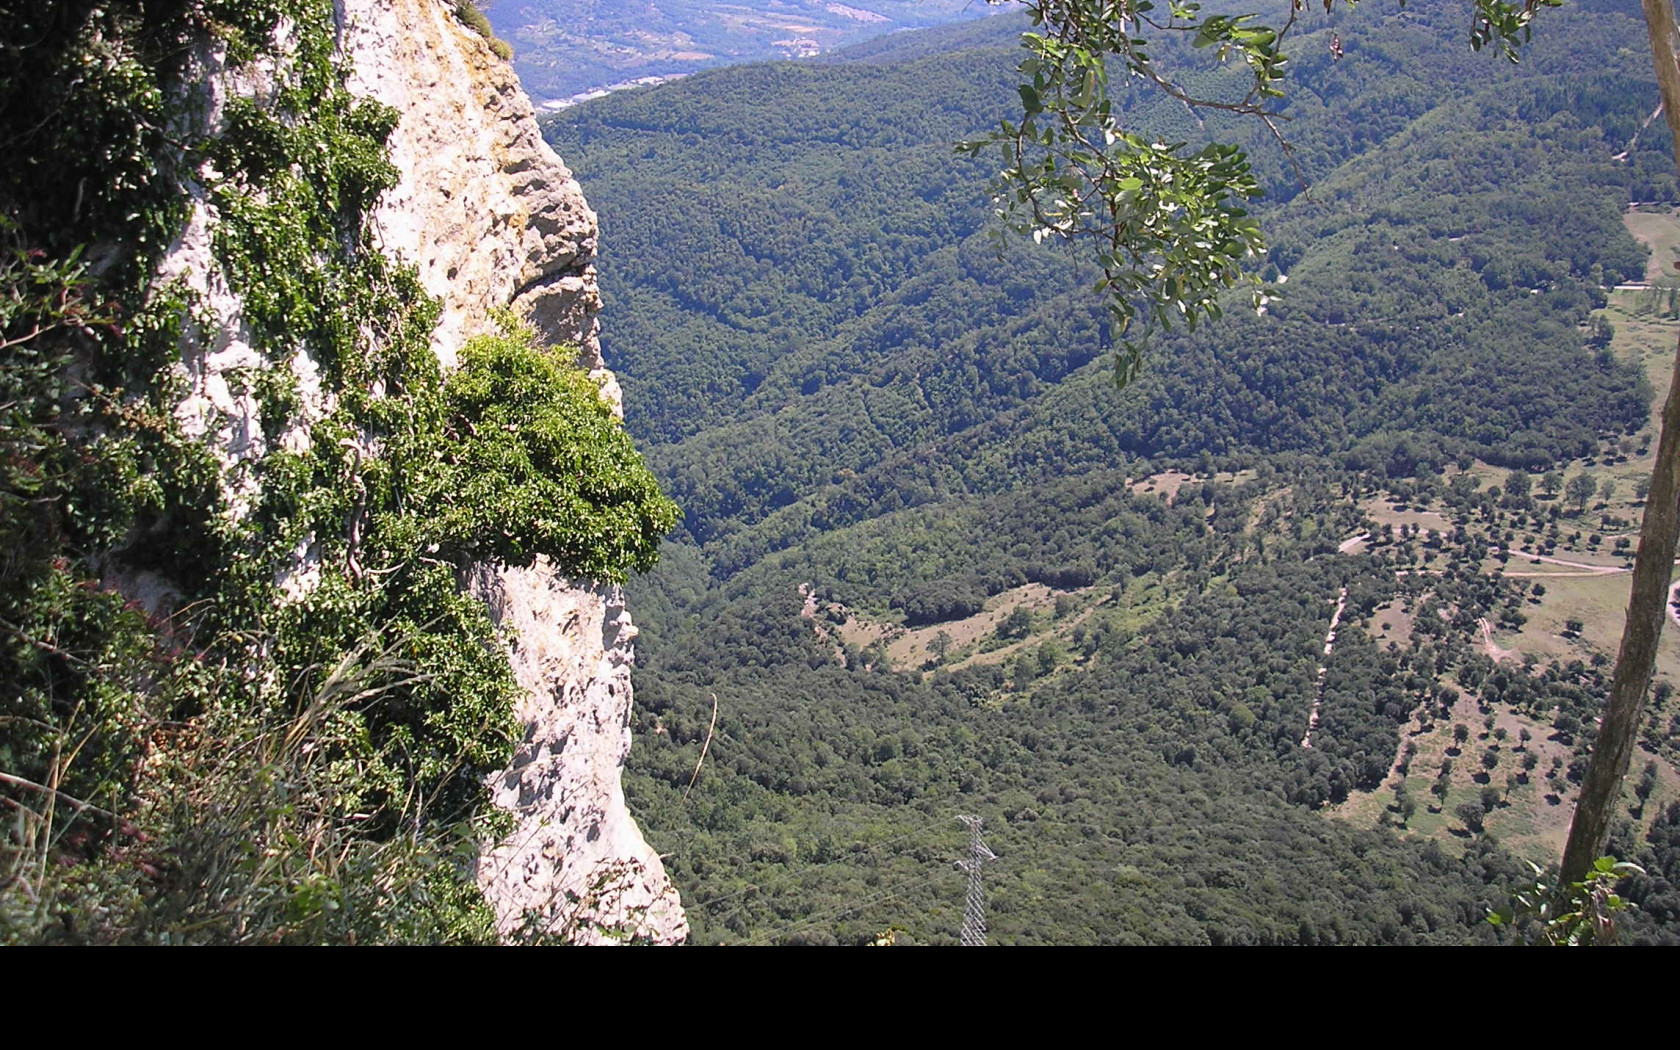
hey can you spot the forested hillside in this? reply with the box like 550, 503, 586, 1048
544, 0, 1680, 943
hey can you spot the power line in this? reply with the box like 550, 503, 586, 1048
685, 811, 961, 926
687, 810, 1099, 929
677, 810, 1134, 943
955, 815, 997, 946
743, 868, 962, 946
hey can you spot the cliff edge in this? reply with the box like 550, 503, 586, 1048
337, 0, 684, 943
1, 0, 678, 944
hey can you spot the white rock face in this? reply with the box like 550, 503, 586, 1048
337, 0, 611, 390
149, 0, 683, 942
153, 42, 300, 524
465, 566, 687, 943
336, 0, 684, 943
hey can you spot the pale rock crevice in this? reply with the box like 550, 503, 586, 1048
150, 32, 333, 589
152, 33, 278, 526
146, 32, 336, 614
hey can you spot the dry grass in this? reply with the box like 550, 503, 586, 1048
1362, 498, 1451, 535
1323, 272, 1680, 860
1129, 470, 1196, 501
1328, 680, 1579, 866
815, 573, 1181, 677
1503, 571, 1680, 685
1128, 468, 1255, 503
826, 584, 1072, 671
1624, 206, 1680, 286
1364, 596, 1417, 646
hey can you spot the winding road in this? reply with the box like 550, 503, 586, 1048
1492, 545, 1626, 576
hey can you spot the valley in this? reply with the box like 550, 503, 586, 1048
539, 2, 1680, 943
21, 0, 1680, 946
476, 0, 992, 103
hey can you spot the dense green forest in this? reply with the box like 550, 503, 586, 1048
552, 5, 1655, 552
545, 1, 1680, 942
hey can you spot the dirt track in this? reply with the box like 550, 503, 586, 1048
1301, 587, 1349, 749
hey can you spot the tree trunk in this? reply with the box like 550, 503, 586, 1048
1558, 0, 1680, 886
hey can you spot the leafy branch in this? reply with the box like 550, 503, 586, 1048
968, 0, 1557, 384
1487, 856, 1644, 945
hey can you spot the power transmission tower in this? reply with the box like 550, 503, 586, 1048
955, 815, 996, 946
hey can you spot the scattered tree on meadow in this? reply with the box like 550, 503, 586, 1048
999, 605, 1034, 640
1635, 761, 1660, 811
930, 631, 954, 662
1505, 470, 1532, 508
1566, 473, 1598, 513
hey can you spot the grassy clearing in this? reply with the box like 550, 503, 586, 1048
1624, 206, 1680, 286
874, 582, 1063, 668
1128, 468, 1255, 503
1363, 498, 1452, 535
1365, 596, 1417, 647
942, 575, 1177, 673
1504, 571, 1680, 678
823, 582, 1058, 670
1329, 676, 1580, 865
1326, 259, 1680, 859
1338, 558, 1678, 859
819, 572, 1180, 678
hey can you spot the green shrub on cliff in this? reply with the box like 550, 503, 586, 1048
451, 0, 514, 61
405, 317, 677, 578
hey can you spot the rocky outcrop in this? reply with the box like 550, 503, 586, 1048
465, 567, 686, 942
338, 0, 619, 406
152, 0, 681, 942
334, 0, 683, 943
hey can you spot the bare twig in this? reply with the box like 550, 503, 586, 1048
683, 692, 719, 801
0, 770, 120, 822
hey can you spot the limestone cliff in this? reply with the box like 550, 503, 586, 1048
339, 0, 684, 944
151, 0, 684, 942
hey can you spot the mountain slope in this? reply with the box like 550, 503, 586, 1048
546, 1, 1680, 943
551, 2, 1657, 553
